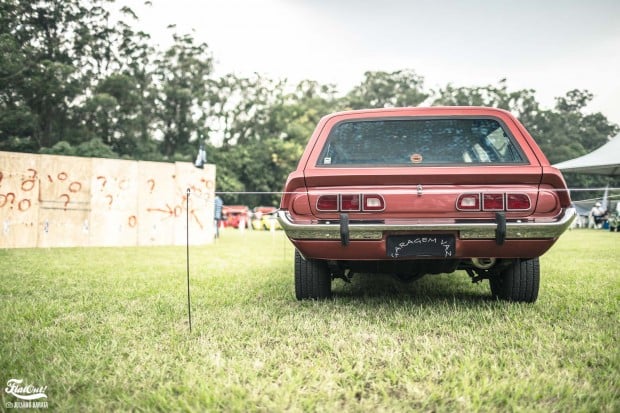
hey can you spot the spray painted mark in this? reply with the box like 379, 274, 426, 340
60, 194, 70, 210
69, 181, 82, 193
97, 176, 107, 190
18, 199, 31, 212
147, 204, 181, 217
190, 210, 204, 230
21, 179, 35, 192
0, 193, 16, 209
147, 179, 155, 193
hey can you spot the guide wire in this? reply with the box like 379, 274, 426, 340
186, 188, 192, 333
185, 188, 620, 205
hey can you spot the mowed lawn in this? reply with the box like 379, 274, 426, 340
1, 229, 618, 412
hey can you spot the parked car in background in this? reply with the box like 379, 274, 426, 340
222, 205, 249, 229
278, 107, 575, 302
252, 206, 281, 230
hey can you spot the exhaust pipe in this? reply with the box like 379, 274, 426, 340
471, 257, 496, 270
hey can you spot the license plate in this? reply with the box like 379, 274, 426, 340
387, 234, 455, 258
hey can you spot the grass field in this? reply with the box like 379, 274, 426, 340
1, 229, 618, 412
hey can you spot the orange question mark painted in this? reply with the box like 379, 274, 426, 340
147, 179, 155, 193
105, 194, 113, 206
97, 176, 107, 191
60, 194, 70, 210
4, 193, 16, 209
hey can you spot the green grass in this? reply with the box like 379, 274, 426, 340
1, 229, 618, 412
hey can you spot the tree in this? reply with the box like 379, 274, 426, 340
152, 32, 214, 158
344, 69, 429, 109
0, 0, 134, 151
206, 74, 286, 147
433, 79, 541, 124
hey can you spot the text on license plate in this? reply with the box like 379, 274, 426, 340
387, 234, 455, 258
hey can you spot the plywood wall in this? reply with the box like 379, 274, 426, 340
0, 151, 216, 248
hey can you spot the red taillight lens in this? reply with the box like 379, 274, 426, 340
482, 193, 504, 211
340, 194, 361, 211
456, 194, 480, 211
506, 193, 531, 210
316, 194, 338, 211
363, 194, 385, 211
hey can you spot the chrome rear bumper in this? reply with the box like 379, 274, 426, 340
277, 208, 576, 241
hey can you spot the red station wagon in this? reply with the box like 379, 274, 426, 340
278, 107, 575, 302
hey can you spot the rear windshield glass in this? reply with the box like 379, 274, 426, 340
317, 118, 525, 166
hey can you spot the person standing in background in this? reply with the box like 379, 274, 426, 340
213, 195, 223, 238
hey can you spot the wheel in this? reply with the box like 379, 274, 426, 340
294, 249, 331, 300
490, 258, 540, 303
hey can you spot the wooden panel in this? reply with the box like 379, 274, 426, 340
137, 161, 177, 246
90, 158, 139, 246
37, 154, 92, 248
0, 151, 215, 248
0, 152, 40, 248
173, 162, 216, 245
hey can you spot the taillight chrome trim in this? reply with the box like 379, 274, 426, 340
457, 192, 532, 212
456, 193, 481, 211
362, 194, 386, 212
482, 193, 505, 211
315, 193, 386, 212
316, 194, 339, 212
340, 194, 361, 212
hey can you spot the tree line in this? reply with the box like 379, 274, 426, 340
1, 0, 618, 206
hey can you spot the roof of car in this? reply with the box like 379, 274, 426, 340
324, 106, 513, 119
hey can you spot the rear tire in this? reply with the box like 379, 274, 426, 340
490, 258, 540, 303
294, 249, 331, 300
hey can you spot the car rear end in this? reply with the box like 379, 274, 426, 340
278, 107, 575, 302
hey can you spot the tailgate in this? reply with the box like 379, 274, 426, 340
304, 166, 543, 220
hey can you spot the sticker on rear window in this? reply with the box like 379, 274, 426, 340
323, 157, 331, 165
410, 153, 423, 163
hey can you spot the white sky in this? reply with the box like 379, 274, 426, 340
118, 0, 620, 126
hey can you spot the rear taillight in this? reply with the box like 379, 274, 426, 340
456, 192, 531, 212
340, 194, 360, 211
506, 193, 531, 210
362, 194, 385, 211
456, 194, 480, 211
316, 194, 385, 212
483, 193, 504, 211
316, 194, 338, 211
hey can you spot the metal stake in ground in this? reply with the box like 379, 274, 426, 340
186, 188, 192, 333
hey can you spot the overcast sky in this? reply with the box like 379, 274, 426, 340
118, 0, 620, 126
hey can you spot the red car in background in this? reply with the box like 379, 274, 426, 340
278, 107, 575, 302
222, 205, 249, 229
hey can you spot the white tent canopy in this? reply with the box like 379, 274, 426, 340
553, 134, 620, 176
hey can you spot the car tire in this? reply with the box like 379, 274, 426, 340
294, 249, 331, 300
490, 258, 539, 303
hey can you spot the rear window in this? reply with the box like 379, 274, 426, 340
317, 118, 525, 166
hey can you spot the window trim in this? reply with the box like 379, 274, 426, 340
314, 115, 529, 168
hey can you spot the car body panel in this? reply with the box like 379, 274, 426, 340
279, 107, 573, 262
